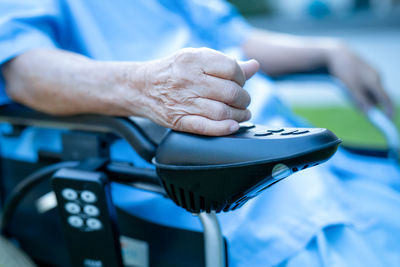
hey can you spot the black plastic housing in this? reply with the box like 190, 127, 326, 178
154, 126, 341, 213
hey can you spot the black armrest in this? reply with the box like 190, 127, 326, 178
0, 104, 158, 162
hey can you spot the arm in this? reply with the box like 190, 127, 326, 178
242, 29, 333, 77
242, 29, 394, 117
1, 48, 259, 136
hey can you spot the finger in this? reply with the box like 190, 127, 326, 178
350, 86, 373, 114
200, 75, 251, 109
198, 48, 246, 86
174, 115, 239, 136
366, 83, 395, 118
238, 59, 259, 80
192, 98, 251, 122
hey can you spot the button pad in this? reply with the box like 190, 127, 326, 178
61, 189, 103, 231
52, 173, 124, 266
233, 124, 314, 138
250, 127, 312, 138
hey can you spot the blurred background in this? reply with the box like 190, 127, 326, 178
229, 0, 400, 149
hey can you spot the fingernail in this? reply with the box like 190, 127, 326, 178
230, 123, 239, 133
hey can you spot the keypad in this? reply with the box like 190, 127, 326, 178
233, 123, 312, 138
252, 127, 311, 137
62, 189, 102, 231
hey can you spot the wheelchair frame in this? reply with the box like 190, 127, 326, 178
0, 104, 226, 267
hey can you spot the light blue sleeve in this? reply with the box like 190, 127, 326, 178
174, 0, 253, 50
0, 0, 63, 104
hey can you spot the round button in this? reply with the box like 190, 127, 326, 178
254, 130, 273, 137
83, 205, 99, 217
86, 218, 102, 230
267, 128, 284, 133
80, 191, 97, 203
65, 202, 81, 214
61, 188, 78, 201
68, 216, 84, 228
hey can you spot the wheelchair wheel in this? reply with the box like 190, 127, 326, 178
0, 235, 37, 267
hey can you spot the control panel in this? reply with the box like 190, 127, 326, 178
52, 168, 123, 267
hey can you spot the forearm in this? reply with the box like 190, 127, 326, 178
1, 47, 259, 136
1, 49, 146, 116
242, 29, 341, 77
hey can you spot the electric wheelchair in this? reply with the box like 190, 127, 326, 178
0, 100, 397, 267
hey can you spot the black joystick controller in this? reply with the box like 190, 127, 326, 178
154, 123, 341, 213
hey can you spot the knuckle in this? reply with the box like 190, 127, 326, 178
198, 47, 212, 55
241, 109, 251, 121
247, 109, 252, 120
226, 86, 240, 104
241, 91, 251, 107
226, 59, 238, 76
171, 115, 185, 130
215, 104, 230, 120
174, 48, 198, 63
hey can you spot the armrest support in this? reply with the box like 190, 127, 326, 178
367, 107, 399, 162
0, 104, 157, 162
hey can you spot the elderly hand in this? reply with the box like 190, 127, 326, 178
326, 42, 394, 118
135, 48, 259, 136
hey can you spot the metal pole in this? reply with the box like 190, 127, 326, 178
367, 107, 400, 163
196, 212, 226, 267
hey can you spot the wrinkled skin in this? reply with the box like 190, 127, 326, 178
137, 48, 259, 135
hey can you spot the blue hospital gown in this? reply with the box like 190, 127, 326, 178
1, 0, 400, 266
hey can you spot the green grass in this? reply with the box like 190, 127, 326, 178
292, 106, 400, 149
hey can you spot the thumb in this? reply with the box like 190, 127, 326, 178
238, 59, 259, 80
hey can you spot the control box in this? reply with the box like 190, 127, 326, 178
52, 168, 123, 267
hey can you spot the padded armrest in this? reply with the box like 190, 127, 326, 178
0, 104, 159, 162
